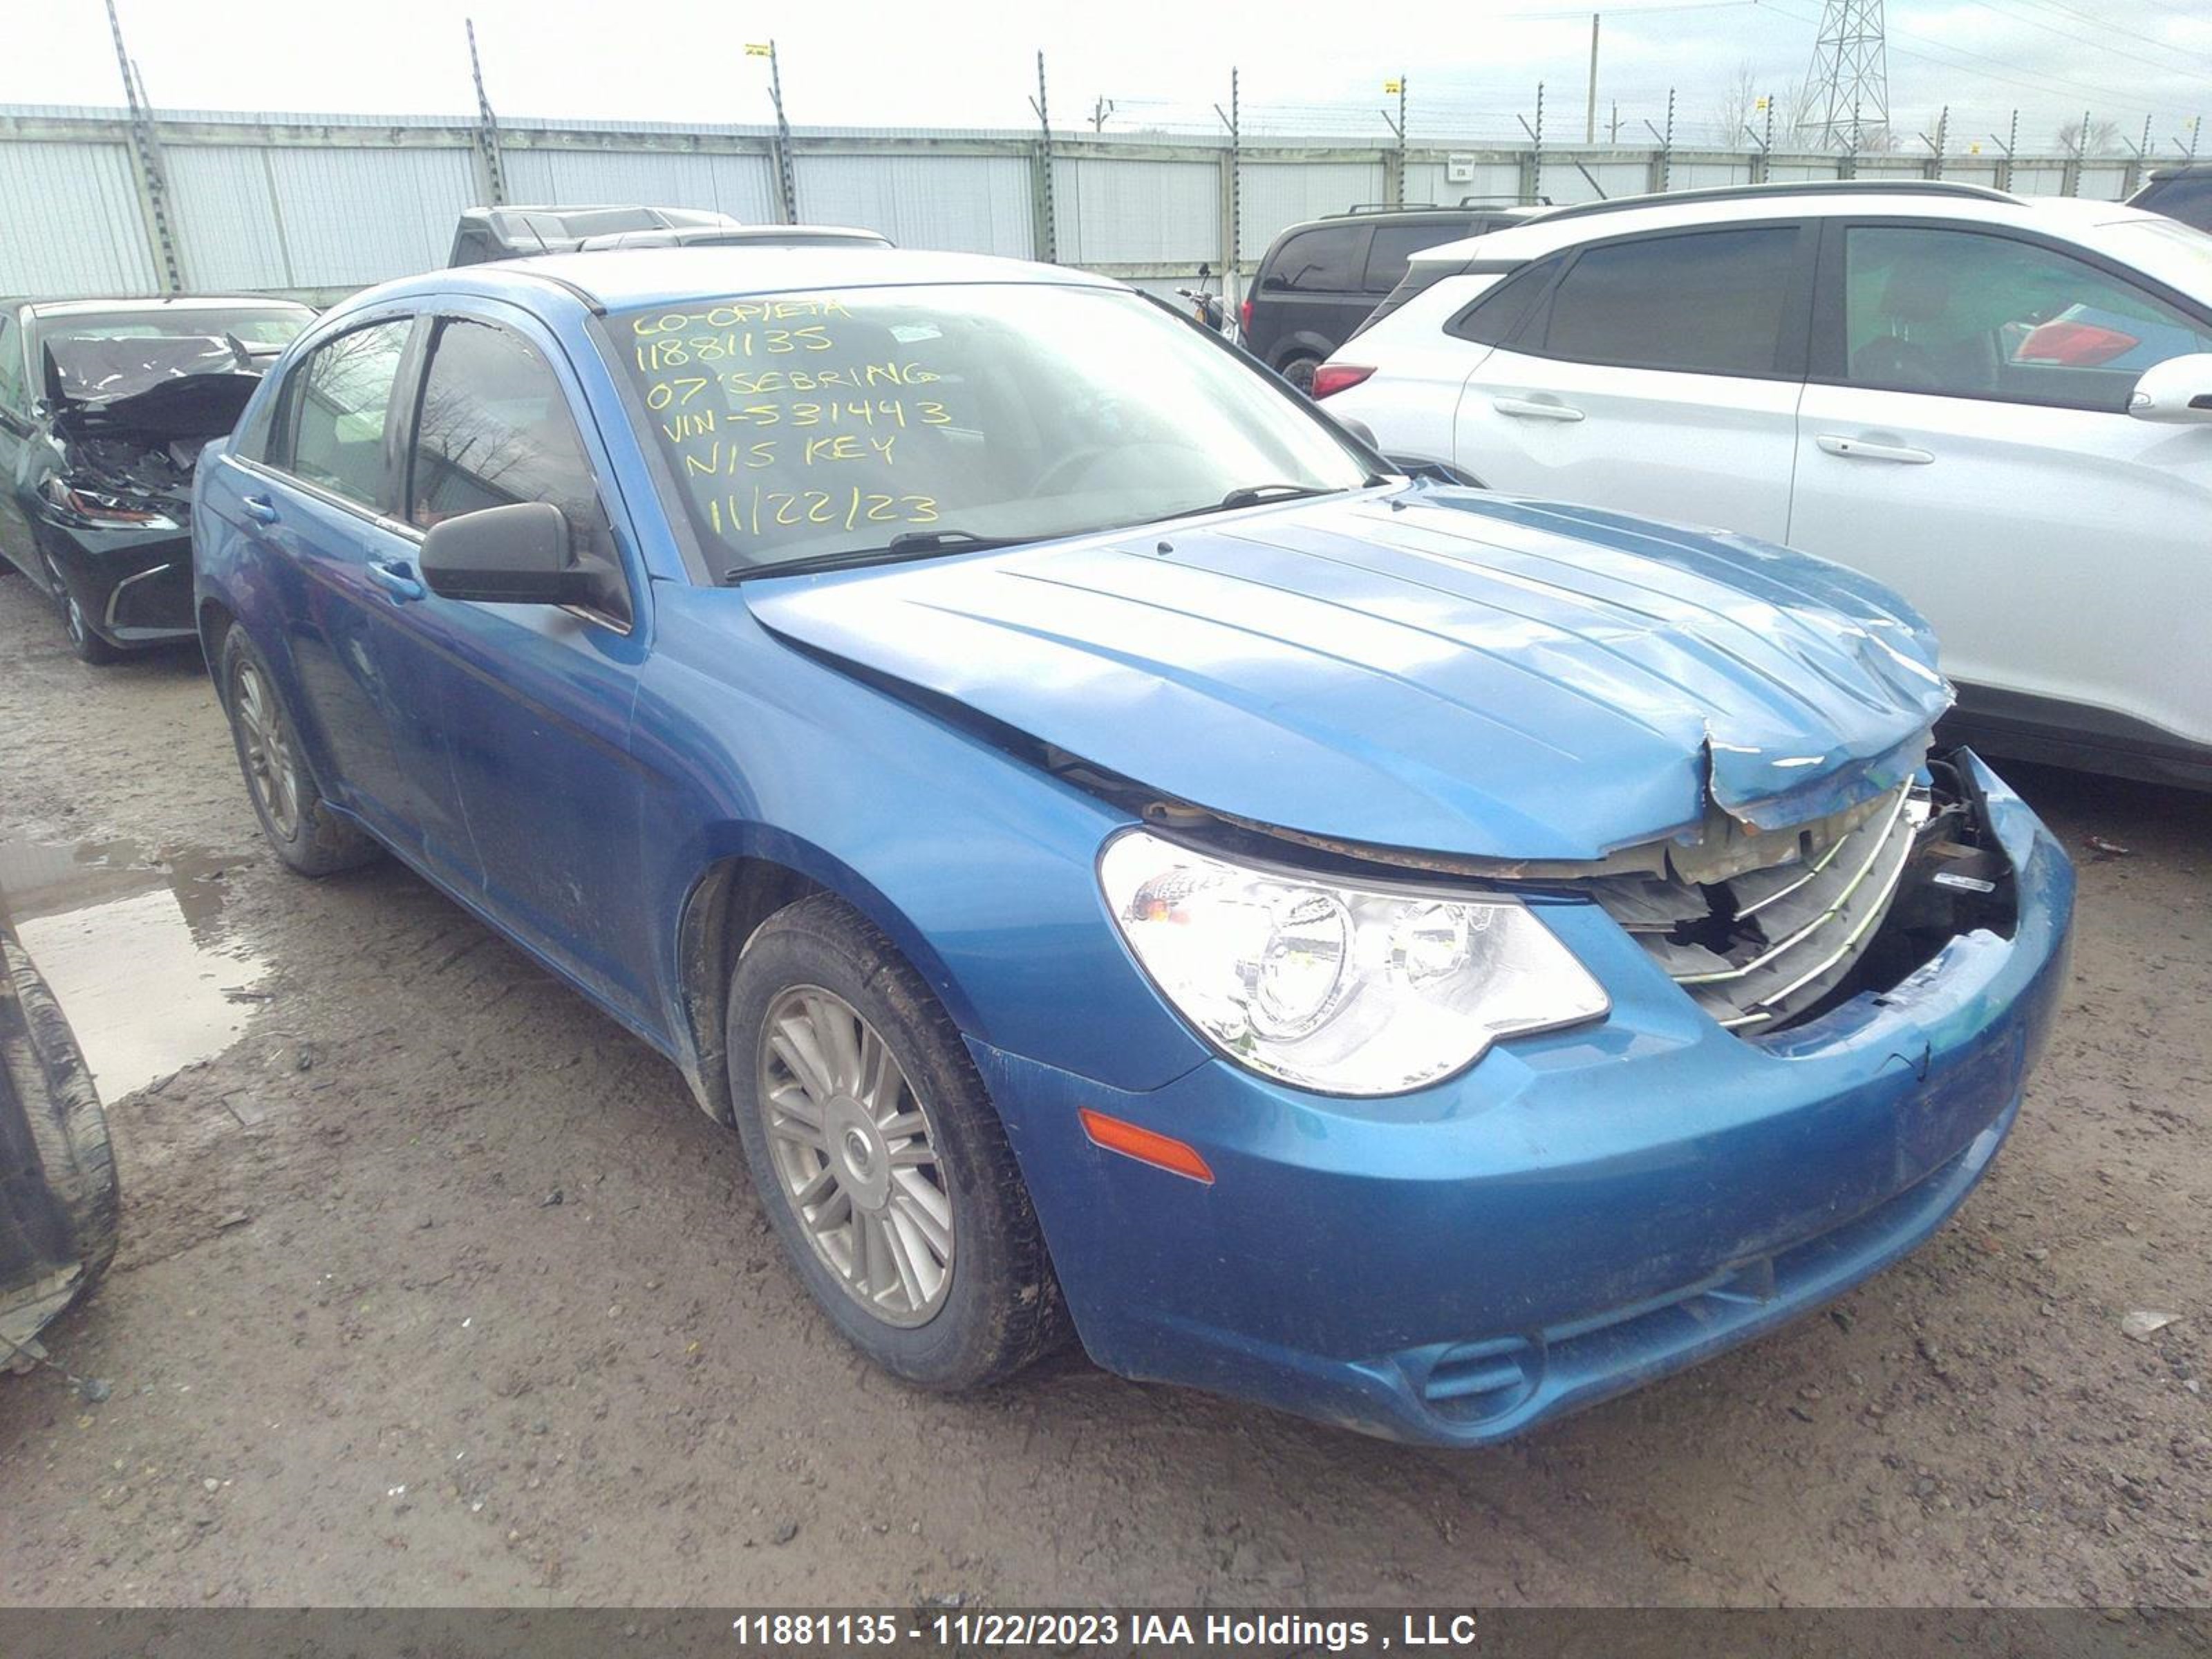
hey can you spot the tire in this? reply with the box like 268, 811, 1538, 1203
725, 894, 1069, 1391
218, 628, 381, 877
44, 554, 120, 665
1, 929, 118, 1306
1279, 353, 1322, 395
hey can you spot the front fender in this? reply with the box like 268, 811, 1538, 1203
632, 585, 1211, 1097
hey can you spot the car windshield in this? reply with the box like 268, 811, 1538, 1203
604, 282, 1374, 578
36, 306, 312, 352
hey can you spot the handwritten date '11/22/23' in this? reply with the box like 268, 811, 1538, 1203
631, 294, 959, 542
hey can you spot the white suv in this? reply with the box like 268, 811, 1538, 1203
1321, 180, 2212, 787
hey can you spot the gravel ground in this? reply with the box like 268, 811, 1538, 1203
0, 573, 2206, 1609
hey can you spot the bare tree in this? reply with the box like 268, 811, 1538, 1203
2056, 115, 2123, 156
1709, 62, 1762, 142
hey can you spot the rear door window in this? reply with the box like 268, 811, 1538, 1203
281, 320, 413, 508
1267, 226, 1369, 294
1537, 227, 1801, 376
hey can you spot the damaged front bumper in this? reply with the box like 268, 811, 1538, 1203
971, 750, 2073, 1445
37, 520, 196, 647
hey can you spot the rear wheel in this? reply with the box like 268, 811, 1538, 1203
218, 629, 380, 877
726, 894, 1068, 1390
1279, 353, 1322, 395
44, 554, 119, 665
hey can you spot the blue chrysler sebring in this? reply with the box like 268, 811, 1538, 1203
191, 247, 2073, 1445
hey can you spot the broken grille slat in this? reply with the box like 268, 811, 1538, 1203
1582, 780, 1930, 1035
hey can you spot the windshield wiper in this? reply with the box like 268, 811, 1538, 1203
1216, 482, 1341, 510
722, 529, 1022, 585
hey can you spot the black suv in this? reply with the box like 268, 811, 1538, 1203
2129, 164, 2212, 234
1244, 203, 1539, 391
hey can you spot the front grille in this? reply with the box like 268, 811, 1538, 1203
1582, 778, 1940, 1033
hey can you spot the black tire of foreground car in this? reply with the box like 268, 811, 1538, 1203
44, 554, 120, 666
725, 894, 1070, 1390
1, 926, 119, 1310
218, 628, 382, 878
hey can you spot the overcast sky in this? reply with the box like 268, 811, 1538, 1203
6, 0, 2206, 153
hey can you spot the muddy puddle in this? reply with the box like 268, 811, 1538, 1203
0, 835, 266, 1100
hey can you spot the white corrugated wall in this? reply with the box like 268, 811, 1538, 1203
795, 152, 1032, 256
0, 139, 156, 294
502, 147, 779, 221
1053, 156, 1218, 264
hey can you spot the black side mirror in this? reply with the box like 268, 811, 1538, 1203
419, 502, 597, 607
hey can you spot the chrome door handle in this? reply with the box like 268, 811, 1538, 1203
1492, 397, 1585, 422
1817, 434, 1933, 465
241, 494, 280, 524
366, 560, 425, 602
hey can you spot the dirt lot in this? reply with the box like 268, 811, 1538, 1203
0, 574, 2206, 1611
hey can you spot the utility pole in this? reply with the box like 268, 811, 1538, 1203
1029, 53, 1057, 264
465, 18, 508, 209
1585, 14, 1600, 144
106, 0, 181, 292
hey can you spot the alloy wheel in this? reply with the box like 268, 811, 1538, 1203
757, 985, 954, 1327
232, 660, 302, 841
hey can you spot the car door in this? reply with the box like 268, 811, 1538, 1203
393, 305, 658, 1021
1788, 219, 2212, 755
241, 315, 476, 876
1452, 223, 1811, 541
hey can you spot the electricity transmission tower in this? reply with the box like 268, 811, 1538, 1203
1798, 0, 1888, 151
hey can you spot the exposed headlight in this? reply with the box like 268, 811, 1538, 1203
41, 476, 177, 529
1098, 829, 1609, 1096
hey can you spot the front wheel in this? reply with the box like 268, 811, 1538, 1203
726, 894, 1069, 1390
218, 628, 381, 877
44, 554, 119, 665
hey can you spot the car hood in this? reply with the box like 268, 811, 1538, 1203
746, 487, 1952, 863
44, 335, 263, 438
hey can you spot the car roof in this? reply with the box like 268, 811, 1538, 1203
18, 294, 312, 318
1407, 180, 2175, 268
353, 246, 1120, 315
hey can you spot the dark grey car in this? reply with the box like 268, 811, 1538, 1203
1243, 205, 1538, 391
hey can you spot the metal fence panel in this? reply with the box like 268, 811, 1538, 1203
2077, 165, 2130, 200
261, 144, 478, 286
1239, 160, 1385, 250
502, 147, 778, 221
0, 138, 154, 294
795, 151, 1032, 256
168, 146, 291, 291
1541, 158, 1650, 204
1405, 160, 1521, 206
1053, 156, 1217, 264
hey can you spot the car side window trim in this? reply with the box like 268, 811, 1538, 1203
1491, 218, 1817, 382
1807, 214, 2212, 413
401, 306, 642, 637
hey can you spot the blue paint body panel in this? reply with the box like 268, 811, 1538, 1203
191, 253, 2073, 1445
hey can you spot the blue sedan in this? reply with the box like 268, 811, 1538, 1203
191, 248, 2073, 1445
